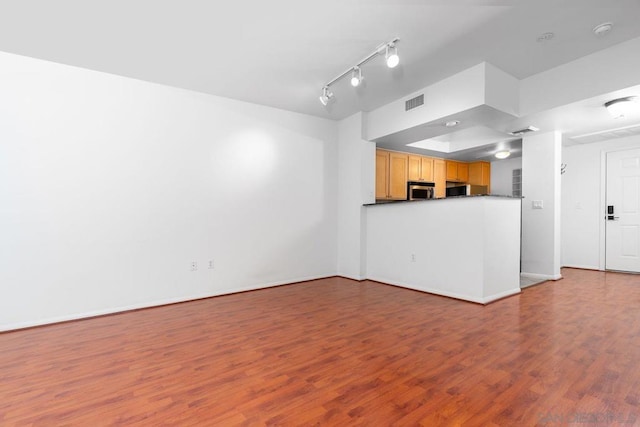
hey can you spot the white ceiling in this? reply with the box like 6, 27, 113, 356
1, 0, 640, 122
2, 0, 640, 161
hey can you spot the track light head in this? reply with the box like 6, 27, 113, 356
385, 43, 399, 68
350, 67, 362, 87
319, 86, 334, 106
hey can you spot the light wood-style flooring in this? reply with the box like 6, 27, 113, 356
1, 268, 639, 425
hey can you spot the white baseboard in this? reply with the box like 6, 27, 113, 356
561, 264, 602, 271
481, 288, 521, 304
337, 274, 366, 281
0, 273, 333, 332
367, 276, 520, 305
520, 272, 563, 281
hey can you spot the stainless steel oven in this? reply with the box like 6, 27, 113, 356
407, 181, 435, 200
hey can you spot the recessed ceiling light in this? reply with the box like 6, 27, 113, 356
495, 151, 511, 159
593, 22, 613, 36
536, 32, 555, 43
445, 120, 460, 128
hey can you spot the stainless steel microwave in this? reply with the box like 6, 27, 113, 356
407, 181, 435, 200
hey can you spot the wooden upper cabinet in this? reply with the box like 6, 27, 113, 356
408, 155, 434, 182
375, 150, 390, 199
457, 162, 469, 182
388, 152, 408, 199
468, 161, 491, 190
446, 161, 457, 181
446, 160, 468, 182
376, 150, 408, 200
434, 159, 446, 198
408, 155, 421, 181
421, 157, 434, 182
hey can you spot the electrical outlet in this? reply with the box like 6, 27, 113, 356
190, 261, 198, 272
208, 259, 214, 270
411, 254, 416, 262
532, 200, 544, 209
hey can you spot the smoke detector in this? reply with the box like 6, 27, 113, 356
536, 32, 555, 43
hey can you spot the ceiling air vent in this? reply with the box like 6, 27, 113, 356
509, 126, 539, 136
405, 94, 424, 111
570, 123, 640, 144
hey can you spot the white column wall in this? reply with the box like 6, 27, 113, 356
521, 131, 562, 280
336, 113, 375, 280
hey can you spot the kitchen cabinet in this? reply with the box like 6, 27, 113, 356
375, 150, 389, 200
446, 160, 469, 182
408, 155, 434, 182
434, 159, 446, 198
376, 150, 408, 200
468, 161, 491, 190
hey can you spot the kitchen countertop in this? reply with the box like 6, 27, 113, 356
364, 194, 521, 206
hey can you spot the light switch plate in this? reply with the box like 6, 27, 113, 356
532, 200, 544, 209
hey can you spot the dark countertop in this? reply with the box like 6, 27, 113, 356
363, 194, 521, 207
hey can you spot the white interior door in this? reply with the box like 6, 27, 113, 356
606, 148, 640, 272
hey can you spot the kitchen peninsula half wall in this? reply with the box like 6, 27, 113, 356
365, 196, 521, 304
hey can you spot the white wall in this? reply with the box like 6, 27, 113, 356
491, 156, 522, 196
0, 52, 338, 331
562, 135, 640, 269
521, 131, 562, 280
336, 113, 375, 280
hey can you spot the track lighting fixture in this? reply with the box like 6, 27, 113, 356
350, 67, 362, 87
319, 38, 400, 106
385, 43, 399, 68
319, 86, 333, 106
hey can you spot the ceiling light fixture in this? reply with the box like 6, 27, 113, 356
319, 38, 399, 106
350, 67, 362, 87
495, 151, 511, 159
593, 22, 613, 36
319, 86, 333, 106
605, 96, 638, 119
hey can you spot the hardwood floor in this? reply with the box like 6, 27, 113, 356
1, 268, 640, 426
